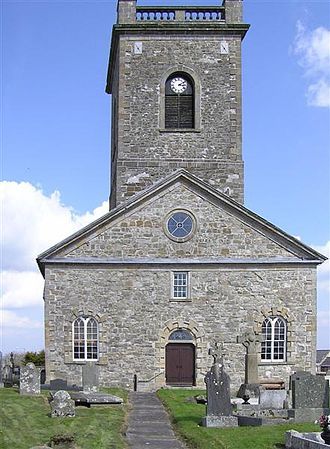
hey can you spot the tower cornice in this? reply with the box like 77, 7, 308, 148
106, 23, 250, 94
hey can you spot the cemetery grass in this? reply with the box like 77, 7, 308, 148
0, 387, 128, 449
158, 389, 318, 449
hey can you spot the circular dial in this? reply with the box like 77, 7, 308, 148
170, 77, 188, 94
167, 211, 194, 240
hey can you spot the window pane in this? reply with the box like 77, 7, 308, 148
73, 317, 98, 360
173, 272, 188, 298
261, 316, 286, 362
169, 329, 193, 340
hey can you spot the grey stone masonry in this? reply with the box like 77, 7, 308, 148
107, 1, 249, 207
40, 181, 321, 392
20, 363, 40, 395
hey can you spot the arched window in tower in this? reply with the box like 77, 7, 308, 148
261, 316, 287, 362
165, 73, 194, 129
73, 316, 98, 361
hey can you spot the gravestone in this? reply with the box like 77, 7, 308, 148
50, 378, 68, 391
291, 371, 329, 409
259, 388, 287, 409
50, 390, 75, 417
201, 343, 238, 427
82, 362, 99, 393
237, 330, 265, 398
0, 351, 3, 388
3, 365, 13, 387
289, 371, 330, 423
20, 362, 40, 395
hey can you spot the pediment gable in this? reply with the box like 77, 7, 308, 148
37, 170, 326, 275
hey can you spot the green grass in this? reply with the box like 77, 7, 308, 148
0, 387, 128, 449
158, 389, 319, 449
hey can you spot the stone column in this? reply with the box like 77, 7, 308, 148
224, 0, 243, 24
237, 331, 265, 384
117, 0, 136, 24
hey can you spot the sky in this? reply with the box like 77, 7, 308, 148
1, 0, 330, 355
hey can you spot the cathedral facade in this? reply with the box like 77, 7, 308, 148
38, 0, 325, 392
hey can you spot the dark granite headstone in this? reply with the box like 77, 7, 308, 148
201, 343, 238, 427
205, 364, 232, 416
50, 378, 68, 390
290, 371, 329, 409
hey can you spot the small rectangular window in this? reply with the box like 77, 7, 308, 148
172, 272, 189, 299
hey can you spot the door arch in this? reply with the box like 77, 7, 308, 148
165, 329, 196, 385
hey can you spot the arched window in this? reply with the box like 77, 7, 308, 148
73, 317, 98, 361
261, 316, 287, 362
169, 329, 194, 341
165, 73, 194, 129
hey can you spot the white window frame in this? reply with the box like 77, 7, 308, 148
171, 271, 190, 300
72, 316, 99, 361
261, 316, 287, 362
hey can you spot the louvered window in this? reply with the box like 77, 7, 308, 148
165, 73, 194, 129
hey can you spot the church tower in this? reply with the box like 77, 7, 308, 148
39, 0, 325, 393
106, 0, 249, 208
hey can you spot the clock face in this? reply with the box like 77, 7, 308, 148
170, 77, 188, 94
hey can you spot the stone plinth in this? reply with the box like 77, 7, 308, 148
201, 416, 238, 428
288, 408, 330, 423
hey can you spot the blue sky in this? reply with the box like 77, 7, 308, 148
1, 0, 330, 354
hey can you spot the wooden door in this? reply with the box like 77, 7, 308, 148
166, 343, 195, 386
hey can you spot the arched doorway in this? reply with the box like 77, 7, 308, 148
165, 329, 195, 386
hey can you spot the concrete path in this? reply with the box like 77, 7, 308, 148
126, 392, 187, 449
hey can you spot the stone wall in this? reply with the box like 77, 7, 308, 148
63, 185, 296, 260
44, 264, 317, 392
110, 33, 244, 206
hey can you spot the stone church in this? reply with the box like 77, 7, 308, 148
37, 0, 326, 392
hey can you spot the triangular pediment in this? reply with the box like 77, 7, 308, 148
37, 170, 326, 275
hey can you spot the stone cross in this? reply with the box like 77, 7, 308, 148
237, 331, 265, 384
20, 362, 41, 395
209, 342, 224, 365
209, 342, 224, 382
10, 352, 15, 370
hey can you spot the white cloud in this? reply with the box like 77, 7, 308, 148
312, 241, 330, 292
1, 181, 108, 271
293, 21, 330, 107
1, 181, 108, 313
1, 271, 44, 309
1, 310, 43, 329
